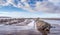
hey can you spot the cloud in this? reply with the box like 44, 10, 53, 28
0, 12, 60, 18
0, 12, 40, 18
0, 0, 39, 12
35, 0, 60, 13
48, 0, 60, 5
0, 0, 60, 13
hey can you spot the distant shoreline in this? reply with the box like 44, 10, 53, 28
41, 18, 60, 20
19, 18, 60, 20
0, 16, 60, 20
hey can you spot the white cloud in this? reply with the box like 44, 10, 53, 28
48, 0, 60, 6
48, 0, 60, 4
0, 0, 60, 13
35, 1, 60, 13
21, 0, 26, 2
0, 12, 60, 18
0, 0, 41, 12
0, 12, 39, 18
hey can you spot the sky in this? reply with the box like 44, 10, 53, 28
0, 0, 60, 18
